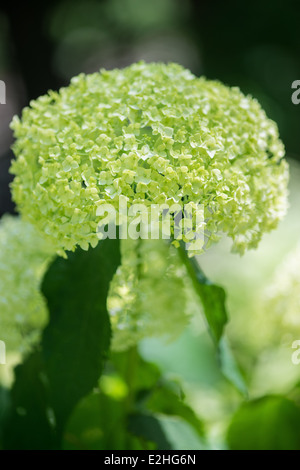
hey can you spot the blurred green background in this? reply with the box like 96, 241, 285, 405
1, 0, 300, 450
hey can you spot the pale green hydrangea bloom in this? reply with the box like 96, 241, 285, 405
0, 216, 200, 352
10, 62, 288, 255
0, 215, 55, 352
263, 244, 300, 343
108, 238, 202, 351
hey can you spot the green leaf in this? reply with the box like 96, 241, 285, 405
65, 346, 207, 450
227, 396, 300, 450
41, 238, 121, 438
178, 243, 247, 395
218, 338, 248, 397
146, 381, 205, 438
157, 415, 207, 450
63, 390, 150, 450
128, 413, 172, 450
3, 352, 57, 450
63, 391, 124, 450
178, 243, 227, 344
112, 349, 161, 394
0, 387, 10, 448
4, 238, 121, 449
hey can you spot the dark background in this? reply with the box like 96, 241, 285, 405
1, 0, 300, 216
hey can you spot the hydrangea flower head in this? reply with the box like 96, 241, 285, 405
108, 238, 202, 351
263, 244, 300, 342
0, 215, 55, 352
10, 62, 288, 253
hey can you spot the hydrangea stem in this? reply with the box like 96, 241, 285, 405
177, 240, 228, 344
177, 241, 210, 286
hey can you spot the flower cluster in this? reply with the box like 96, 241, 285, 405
263, 244, 300, 343
0, 216, 55, 352
10, 62, 288, 254
108, 238, 201, 351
